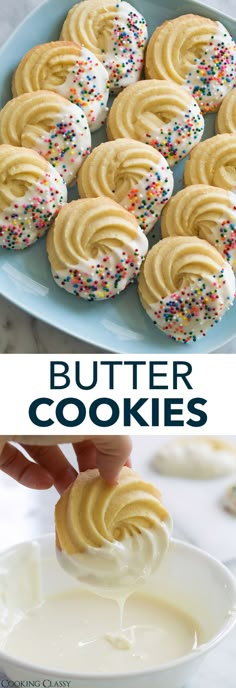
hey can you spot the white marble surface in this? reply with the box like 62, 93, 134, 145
0, 436, 236, 686
0, 0, 236, 353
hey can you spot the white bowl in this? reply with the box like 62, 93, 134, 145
0, 534, 236, 688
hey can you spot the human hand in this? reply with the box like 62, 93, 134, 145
0, 436, 132, 494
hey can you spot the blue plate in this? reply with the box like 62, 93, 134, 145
0, 0, 235, 353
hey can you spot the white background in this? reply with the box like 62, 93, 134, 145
0, 354, 235, 434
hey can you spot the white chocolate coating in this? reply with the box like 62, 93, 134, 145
184, 22, 236, 113
78, 139, 174, 234
144, 106, 204, 166
47, 198, 148, 300
121, 164, 173, 233
0, 147, 67, 250
57, 523, 172, 596
56, 47, 109, 132
55, 467, 172, 595
145, 263, 235, 342
138, 237, 235, 343
0, 92, 91, 186
61, 0, 148, 92
50, 242, 148, 300
35, 104, 91, 185
103, 1, 148, 91
107, 80, 204, 166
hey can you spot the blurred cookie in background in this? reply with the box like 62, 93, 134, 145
223, 484, 236, 515
153, 437, 236, 479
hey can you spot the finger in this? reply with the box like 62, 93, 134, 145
74, 436, 132, 484
22, 444, 78, 494
72, 440, 98, 473
96, 436, 132, 483
1, 436, 81, 445
0, 443, 54, 489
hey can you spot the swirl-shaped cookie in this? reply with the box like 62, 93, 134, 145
138, 236, 235, 342
184, 133, 236, 192
12, 41, 109, 132
145, 14, 236, 114
161, 185, 236, 269
216, 89, 236, 134
47, 197, 148, 299
0, 91, 91, 186
55, 467, 172, 589
107, 80, 204, 166
60, 0, 148, 92
78, 139, 174, 234
0, 144, 67, 250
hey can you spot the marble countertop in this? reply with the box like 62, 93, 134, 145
0, 0, 236, 353
0, 437, 236, 686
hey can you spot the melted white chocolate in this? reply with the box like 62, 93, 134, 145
1, 588, 201, 672
56, 522, 172, 596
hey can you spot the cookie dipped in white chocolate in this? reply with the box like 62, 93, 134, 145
47, 197, 148, 300
12, 42, 109, 133
60, 0, 148, 92
161, 185, 236, 271
55, 47, 109, 132
0, 145, 67, 250
107, 80, 204, 166
183, 22, 236, 113
0, 91, 91, 186
145, 15, 236, 114
138, 236, 235, 343
55, 467, 172, 595
78, 139, 174, 234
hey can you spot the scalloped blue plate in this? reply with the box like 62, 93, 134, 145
0, 0, 235, 352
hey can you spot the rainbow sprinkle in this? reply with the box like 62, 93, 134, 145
38, 112, 90, 183
0, 173, 66, 250
68, 54, 109, 127
145, 105, 204, 164
104, 3, 148, 90
186, 28, 236, 112
54, 248, 144, 300
149, 270, 233, 342
216, 214, 236, 266
125, 167, 172, 233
